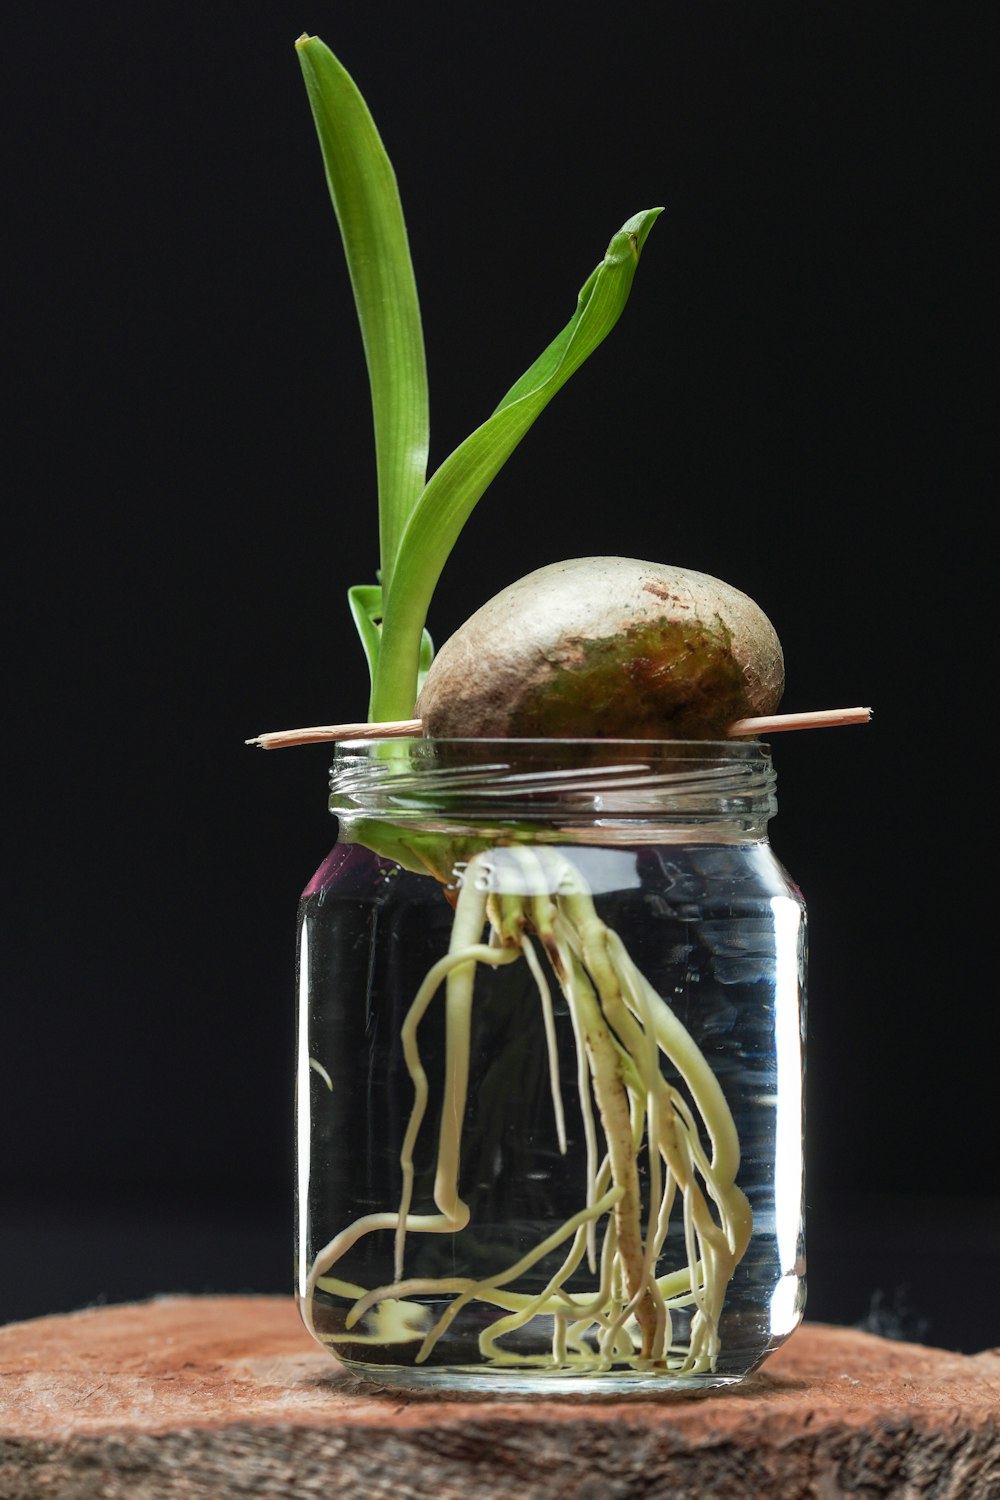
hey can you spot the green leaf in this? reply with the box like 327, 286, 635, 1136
348, 583, 434, 711
416, 622, 434, 697
296, 36, 429, 591
370, 208, 663, 721
347, 584, 383, 685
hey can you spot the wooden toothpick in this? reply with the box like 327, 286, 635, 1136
246, 706, 872, 750
726, 706, 873, 736
244, 719, 422, 749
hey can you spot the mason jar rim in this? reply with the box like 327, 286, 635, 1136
329, 737, 777, 841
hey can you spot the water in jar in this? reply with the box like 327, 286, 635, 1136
296, 836, 806, 1393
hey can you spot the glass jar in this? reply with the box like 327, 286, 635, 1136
296, 738, 806, 1394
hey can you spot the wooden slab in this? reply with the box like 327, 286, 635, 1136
1, 1296, 998, 1497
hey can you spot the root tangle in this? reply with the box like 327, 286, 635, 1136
305, 846, 752, 1377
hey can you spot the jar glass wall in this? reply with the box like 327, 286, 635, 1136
296, 739, 806, 1394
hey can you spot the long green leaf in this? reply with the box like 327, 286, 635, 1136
296, 36, 429, 590
370, 208, 662, 721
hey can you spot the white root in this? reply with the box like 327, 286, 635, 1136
305, 845, 752, 1374
519, 931, 568, 1155
302, 937, 521, 1335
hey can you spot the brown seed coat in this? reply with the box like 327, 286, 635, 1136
417, 557, 784, 739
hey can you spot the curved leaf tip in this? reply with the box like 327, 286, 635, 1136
614, 207, 663, 265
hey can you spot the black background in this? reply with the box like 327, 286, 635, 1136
4, 2, 996, 1352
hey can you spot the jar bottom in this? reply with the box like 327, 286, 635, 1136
317, 1340, 789, 1395
301, 1291, 803, 1395
335, 1361, 756, 1396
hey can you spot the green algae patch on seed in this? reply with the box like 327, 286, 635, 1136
506, 615, 751, 740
